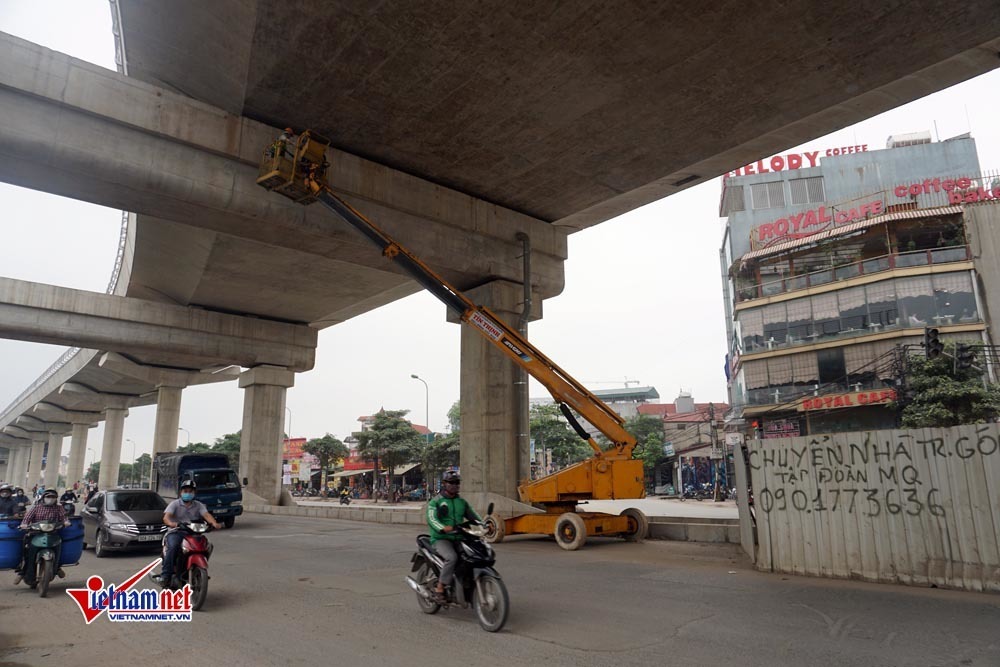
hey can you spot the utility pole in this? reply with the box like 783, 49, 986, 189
709, 403, 722, 501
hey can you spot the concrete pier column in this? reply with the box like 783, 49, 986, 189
27, 438, 46, 488
151, 385, 183, 460
45, 432, 65, 490
0, 452, 7, 483
449, 281, 541, 501
8, 447, 26, 487
238, 365, 294, 505
66, 423, 92, 489
98, 408, 128, 490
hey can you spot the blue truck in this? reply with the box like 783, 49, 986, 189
152, 452, 243, 528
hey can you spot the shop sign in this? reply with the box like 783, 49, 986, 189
763, 419, 800, 439
798, 389, 896, 412
756, 200, 883, 244
727, 145, 869, 177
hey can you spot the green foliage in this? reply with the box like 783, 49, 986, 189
897, 346, 1000, 428
624, 413, 666, 471
304, 433, 349, 471
178, 441, 212, 454
530, 403, 590, 468
211, 432, 241, 468
422, 431, 460, 478
85, 461, 100, 483
446, 401, 461, 433
354, 410, 424, 501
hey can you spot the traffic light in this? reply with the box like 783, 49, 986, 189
924, 327, 944, 359
956, 343, 976, 370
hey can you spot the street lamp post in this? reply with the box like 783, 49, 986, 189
285, 406, 292, 440
410, 374, 430, 443
126, 438, 136, 487
87, 448, 95, 482
178, 427, 191, 447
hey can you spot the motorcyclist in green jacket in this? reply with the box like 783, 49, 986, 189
426, 470, 480, 603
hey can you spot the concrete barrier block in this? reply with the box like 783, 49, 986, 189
685, 523, 729, 543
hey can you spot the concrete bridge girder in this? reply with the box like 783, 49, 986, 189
0, 33, 567, 320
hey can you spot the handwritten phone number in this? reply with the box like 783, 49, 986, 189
758, 487, 945, 518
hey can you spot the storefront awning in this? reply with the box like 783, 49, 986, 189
392, 463, 421, 476
332, 469, 373, 478
739, 205, 963, 263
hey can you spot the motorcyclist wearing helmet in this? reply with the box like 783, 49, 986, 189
0, 484, 23, 518
59, 488, 78, 504
16, 489, 70, 582
12, 487, 30, 509
153, 479, 222, 587
426, 470, 481, 603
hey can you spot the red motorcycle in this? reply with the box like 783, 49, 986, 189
161, 521, 213, 610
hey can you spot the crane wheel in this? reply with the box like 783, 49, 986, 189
554, 513, 587, 551
620, 508, 649, 542
484, 515, 505, 543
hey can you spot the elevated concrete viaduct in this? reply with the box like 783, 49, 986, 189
2, 2, 1000, 505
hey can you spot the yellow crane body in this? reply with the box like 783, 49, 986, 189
256, 131, 647, 549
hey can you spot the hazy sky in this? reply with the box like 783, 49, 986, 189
1, 2, 999, 467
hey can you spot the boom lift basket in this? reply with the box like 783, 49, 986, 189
256, 130, 331, 205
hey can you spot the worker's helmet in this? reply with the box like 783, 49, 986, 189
441, 470, 461, 486
284, 127, 294, 134
41, 489, 57, 499
180, 479, 197, 490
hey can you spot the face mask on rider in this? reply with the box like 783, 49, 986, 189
181, 492, 195, 502
43, 497, 56, 506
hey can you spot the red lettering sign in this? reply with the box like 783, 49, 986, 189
756, 199, 882, 244
798, 390, 896, 412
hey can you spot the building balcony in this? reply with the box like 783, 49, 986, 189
735, 246, 971, 304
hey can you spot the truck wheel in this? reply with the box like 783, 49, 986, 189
484, 515, 505, 543
223, 517, 235, 529
554, 513, 586, 551
620, 508, 648, 542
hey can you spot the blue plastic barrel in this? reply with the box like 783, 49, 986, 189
59, 517, 84, 566
0, 520, 22, 569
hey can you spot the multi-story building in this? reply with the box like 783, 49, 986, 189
720, 132, 1000, 436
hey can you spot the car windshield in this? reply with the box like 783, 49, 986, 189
106, 492, 167, 512
193, 470, 239, 488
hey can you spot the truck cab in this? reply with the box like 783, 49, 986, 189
153, 453, 243, 528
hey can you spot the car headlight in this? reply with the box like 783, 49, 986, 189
108, 523, 128, 530
230, 501, 242, 506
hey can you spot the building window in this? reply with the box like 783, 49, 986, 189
751, 181, 786, 210
789, 176, 825, 205
817, 348, 847, 389
721, 184, 746, 215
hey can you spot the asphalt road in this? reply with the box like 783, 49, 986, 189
1, 513, 998, 667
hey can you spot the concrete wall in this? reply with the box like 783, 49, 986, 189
966, 203, 1000, 344
748, 425, 1000, 592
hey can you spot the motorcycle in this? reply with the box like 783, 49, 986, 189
404, 503, 509, 632
339, 493, 351, 506
160, 521, 213, 611
19, 521, 65, 598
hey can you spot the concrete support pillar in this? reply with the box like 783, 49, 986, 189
450, 281, 539, 501
27, 438, 46, 488
45, 432, 65, 490
9, 447, 26, 487
238, 365, 295, 505
98, 408, 128, 490
66, 423, 91, 489
151, 385, 183, 460
0, 451, 7, 483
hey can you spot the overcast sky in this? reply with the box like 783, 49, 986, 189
1, 2, 999, 467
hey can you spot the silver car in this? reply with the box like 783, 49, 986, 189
81, 489, 169, 557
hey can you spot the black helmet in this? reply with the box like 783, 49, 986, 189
180, 479, 197, 490
41, 489, 57, 499
442, 471, 461, 485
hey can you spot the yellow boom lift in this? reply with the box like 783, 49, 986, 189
257, 131, 648, 550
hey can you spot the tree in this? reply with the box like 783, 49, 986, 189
897, 345, 1000, 428
624, 413, 666, 473
304, 433, 349, 490
530, 403, 589, 469
133, 453, 152, 486
178, 441, 212, 454
211, 431, 241, 468
354, 409, 423, 503
419, 401, 462, 491
85, 461, 100, 483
